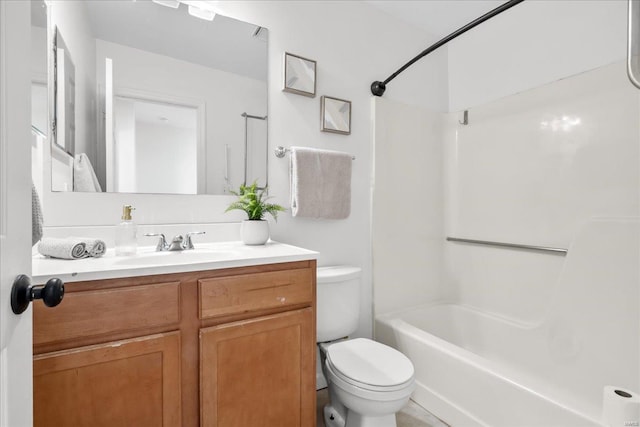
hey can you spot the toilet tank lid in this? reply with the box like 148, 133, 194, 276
317, 266, 362, 283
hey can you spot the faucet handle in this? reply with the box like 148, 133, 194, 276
144, 233, 167, 251
184, 231, 206, 250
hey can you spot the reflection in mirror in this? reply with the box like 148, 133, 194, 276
55, 31, 76, 156
49, 0, 268, 195
242, 113, 268, 189
113, 97, 199, 194
31, 0, 48, 197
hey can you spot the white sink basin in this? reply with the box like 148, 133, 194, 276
113, 248, 241, 266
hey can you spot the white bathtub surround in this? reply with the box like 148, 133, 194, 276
445, 62, 639, 325
377, 218, 639, 425
374, 60, 639, 426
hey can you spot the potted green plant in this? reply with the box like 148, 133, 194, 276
225, 181, 285, 245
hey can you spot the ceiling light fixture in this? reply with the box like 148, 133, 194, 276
151, 0, 180, 8
188, 4, 215, 21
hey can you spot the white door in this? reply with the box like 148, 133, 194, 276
0, 1, 35, 426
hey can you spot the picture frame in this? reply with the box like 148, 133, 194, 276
320, 96, 351, 135
283, 52, 316, 97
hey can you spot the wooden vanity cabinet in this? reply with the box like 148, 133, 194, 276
33, 260, 316, 427
34, 332, 181, 427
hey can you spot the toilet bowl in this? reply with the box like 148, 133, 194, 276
317, 266, 416, 427
321, 338, 415, 427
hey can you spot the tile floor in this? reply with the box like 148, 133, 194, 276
316, 388, 449, 427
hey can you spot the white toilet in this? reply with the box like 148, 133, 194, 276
317, 266, 415, 427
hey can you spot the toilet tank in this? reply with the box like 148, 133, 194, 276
316, 266, 362, 342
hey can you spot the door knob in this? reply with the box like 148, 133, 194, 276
11, 275, 64, 315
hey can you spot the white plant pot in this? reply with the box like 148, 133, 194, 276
240, 220, 270, 245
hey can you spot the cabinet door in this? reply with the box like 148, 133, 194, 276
34, 332, 181, 427
200, 308, 315, 427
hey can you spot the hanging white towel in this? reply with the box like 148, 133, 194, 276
290, 146, 352, 219
73, 153, 102, 192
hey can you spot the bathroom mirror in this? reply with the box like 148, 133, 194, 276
48, 0, 268, 195
320, 96, 351, 135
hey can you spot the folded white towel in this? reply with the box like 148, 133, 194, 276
86, 239, 106, 258
74, 153, 102, 192
32, 182, 43, 246
290, 146, 352, 219
38, 237, 106, 260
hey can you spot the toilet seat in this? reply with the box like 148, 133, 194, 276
326, 338, 414, 392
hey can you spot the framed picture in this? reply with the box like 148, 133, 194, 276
283, 52, 316, 97
320, 96, 351, 135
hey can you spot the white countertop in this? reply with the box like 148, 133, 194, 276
32, 241, 318, 284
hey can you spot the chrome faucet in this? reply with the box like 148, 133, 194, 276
145, 231, 206, 251
144, 233, 168, 251
184, 231, 206, 249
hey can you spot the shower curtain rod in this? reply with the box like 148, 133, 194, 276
370, 0, 525, 97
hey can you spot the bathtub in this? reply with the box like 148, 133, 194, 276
376, 303, 603, 427
375, 220, 639, 426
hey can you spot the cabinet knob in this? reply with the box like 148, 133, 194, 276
11, 275, 64, 315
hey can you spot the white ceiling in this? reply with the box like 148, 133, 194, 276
85, 1, 267, 82
364, 0, 508, 38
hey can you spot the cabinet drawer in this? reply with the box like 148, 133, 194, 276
34, 281, 180, 346
199, 268, 313, 319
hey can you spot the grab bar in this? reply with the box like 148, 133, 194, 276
628, 0, 640, 88
446, 237, 568, 255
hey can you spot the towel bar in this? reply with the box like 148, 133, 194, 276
274, 146, 356, 160
446, 237, 568, 255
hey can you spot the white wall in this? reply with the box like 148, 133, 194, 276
42, 1, 448, 339
448, 0, 627, 111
